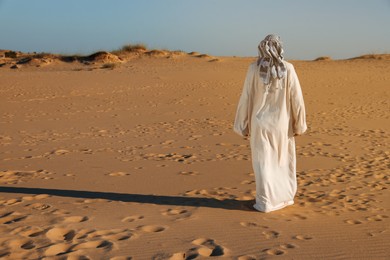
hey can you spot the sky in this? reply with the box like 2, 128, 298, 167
0, 0, 389, 60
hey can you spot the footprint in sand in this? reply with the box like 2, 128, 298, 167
44, 243, 71, 257
8, 238, 35, 250
20, 227, 46, 238
239, 222, 269, 229
121, 215, 144, 223
293, 234, 313, 241
261, 243, 298, 256
365, 214, 389, 222
51, 149, 70, 155
265, 248, 286, 256
73, 229, 96, 240
0, 170, 54, 184
73, 240, 113, 251
344, 219, 363, 225
0, 211, 27, 225
63, 215, 88, 223
161, 208, 192, 221
280, 243, 298, 249
190, 238, 228, 257
107, 171, 130, 177
292, 214, 308, 220
167, 252, 187, 260
138, 225, 167, 233
79, 148, 93, 154
46, 227, 75, 241
27, 202, 51, 210
3, 199, 22, 206
367, 230, 387, 237
161, 140, 175, 145
178, 171, 199, 176
188, 135, 203, 141
262, 230, 280, 239
103, 231, 136, 241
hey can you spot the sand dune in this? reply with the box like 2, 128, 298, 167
0, 48, 217, 71
0, 52, 389, 259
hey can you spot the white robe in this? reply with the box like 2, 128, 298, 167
234, 61, 307, 212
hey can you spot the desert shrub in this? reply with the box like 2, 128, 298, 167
350, 54, 390, 60
58, 55, 82, 62
17, 57, 32, 64
33, 52, 52, 59
188, 51, 200, 56
5, 51, 17, 58
314, 56, 331, 61
120, 43, 147, 52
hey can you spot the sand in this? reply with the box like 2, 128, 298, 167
0, 53, 389, 259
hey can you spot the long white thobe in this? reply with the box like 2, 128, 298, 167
234, 61, 307, 212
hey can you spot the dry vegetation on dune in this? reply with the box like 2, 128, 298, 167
313, 53, 390, 61
314, 56, 332, 61
0, 44, 217, 69
111, 43, 147, 56
119, 43, 148, 52
349, 53, 390, 60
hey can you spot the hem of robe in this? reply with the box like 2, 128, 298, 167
233, 127, 249, 137
294, 124, 308, 136
253, 200, 294, 213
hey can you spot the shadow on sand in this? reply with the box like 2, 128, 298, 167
0, 186, 255, 212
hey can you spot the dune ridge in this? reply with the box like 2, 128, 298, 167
0, 45, 217, 69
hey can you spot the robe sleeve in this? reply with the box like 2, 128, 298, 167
233, 65, 253, 137
289, 65, 307, 135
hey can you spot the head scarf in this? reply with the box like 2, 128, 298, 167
257, 34, 287, 85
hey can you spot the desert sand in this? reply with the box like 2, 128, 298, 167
0, 50, 389, 259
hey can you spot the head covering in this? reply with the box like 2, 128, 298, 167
257, 34, 287, 85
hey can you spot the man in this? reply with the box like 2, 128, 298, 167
234, 34, 307, 212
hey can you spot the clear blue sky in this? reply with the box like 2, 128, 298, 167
0, 0, 389, 59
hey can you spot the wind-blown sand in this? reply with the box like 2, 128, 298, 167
0, 53, 389, 259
